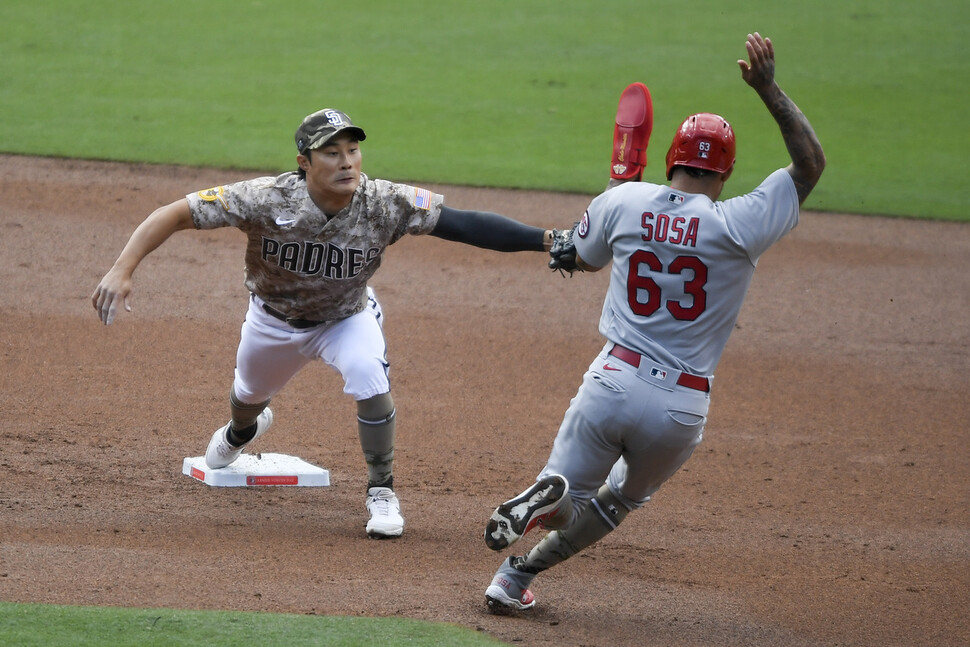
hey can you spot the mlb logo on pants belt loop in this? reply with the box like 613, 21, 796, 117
649, 367, 668, 380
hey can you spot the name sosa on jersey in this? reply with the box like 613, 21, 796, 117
640, 211, 700, 247
261, 236, 380, 279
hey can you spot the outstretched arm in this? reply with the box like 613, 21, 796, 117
91, 198, 195, 324
429, 205, 553, 252
738, 32, 826, 205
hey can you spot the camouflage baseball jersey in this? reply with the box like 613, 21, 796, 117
186, 171, 444, 321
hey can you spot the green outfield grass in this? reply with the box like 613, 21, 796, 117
0, 602, 509, 647
0, 0, 967, 220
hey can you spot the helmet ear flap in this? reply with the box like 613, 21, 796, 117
665, 113, 736, 180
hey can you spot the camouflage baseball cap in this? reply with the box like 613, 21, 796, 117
295, 109, 366, 154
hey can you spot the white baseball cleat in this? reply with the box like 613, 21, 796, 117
365, 486, 404, 538
204, 408, 274, 469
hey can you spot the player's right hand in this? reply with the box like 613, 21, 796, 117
91, 272, 132, 325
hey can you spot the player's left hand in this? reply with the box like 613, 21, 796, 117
738, 32, 775, 91
548, 224, 582, 276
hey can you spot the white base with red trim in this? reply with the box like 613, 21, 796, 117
182, 453, 330, 487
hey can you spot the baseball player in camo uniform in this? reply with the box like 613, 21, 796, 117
93, 107, 562, 539
482, 33, 826, 611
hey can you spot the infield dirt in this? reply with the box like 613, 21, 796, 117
1, 154, 967, 646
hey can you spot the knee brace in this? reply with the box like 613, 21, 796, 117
588, 483, 632, 530
357, 392, 395, 423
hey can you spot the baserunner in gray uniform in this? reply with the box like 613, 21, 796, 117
483, 32, 826, 612
92, 108, 561, 539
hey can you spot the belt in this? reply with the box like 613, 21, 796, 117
261, 302, 328, 329
608, 343, 710, 393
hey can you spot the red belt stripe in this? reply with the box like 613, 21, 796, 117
608, 344, 710, 393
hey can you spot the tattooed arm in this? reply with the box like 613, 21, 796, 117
739, 33, 826, 205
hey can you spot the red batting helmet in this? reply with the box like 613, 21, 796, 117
665, 113, 736, 180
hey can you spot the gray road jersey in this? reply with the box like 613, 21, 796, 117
575, 168, 798, 376
187, 172, 443, 321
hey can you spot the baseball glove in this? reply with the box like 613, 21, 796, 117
548, 223, 582, 276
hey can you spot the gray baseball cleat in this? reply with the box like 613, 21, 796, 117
485, 556, 537, 613
484, 474, 569, 551
204, 407, 274, 469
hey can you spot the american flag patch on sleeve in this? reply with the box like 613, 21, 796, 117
412, 187, 432, 210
